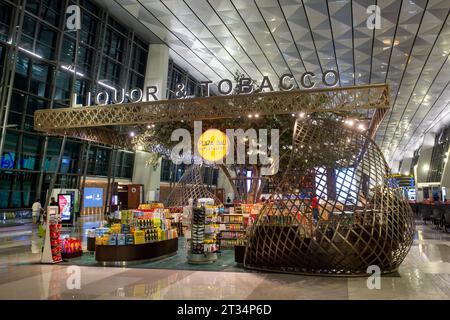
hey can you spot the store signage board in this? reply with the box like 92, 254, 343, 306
58, 194, 72, 222
386, 174, 415, 188
197, 129, 228, 162
82, 71, 339, 107
84, 188, 103, 208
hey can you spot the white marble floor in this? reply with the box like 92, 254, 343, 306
0, 220, 449, 300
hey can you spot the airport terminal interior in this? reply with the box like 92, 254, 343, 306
0, 0, 450, 300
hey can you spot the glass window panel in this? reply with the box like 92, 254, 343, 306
41, 5, 59, 27
0, 1, 12, 41
37, 25, 57, 48
22, 15, 36, 38
7, 111, 22, 128
26, 96, 48, 115
10, 92, 26, 113
61, 36, 75, 64
3, 132, 18, 153
22, 136, 40, 155
31, 63, 50, 82
77, 46, 93, 71
25, 0, 40, 15
19, 35, 34, 51
15, 54, 30, 76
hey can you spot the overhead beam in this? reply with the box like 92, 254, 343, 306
34, 84, 389, 132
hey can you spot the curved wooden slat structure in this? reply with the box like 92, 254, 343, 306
243, 117, 415, 276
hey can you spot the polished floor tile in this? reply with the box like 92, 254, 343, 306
0, 218, 448, 300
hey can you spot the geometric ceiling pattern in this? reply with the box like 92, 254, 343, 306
108, 0, 450, 164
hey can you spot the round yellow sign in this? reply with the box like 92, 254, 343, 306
198, 129, 228, 162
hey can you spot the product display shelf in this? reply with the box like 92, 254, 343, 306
41, 206, 63, 264
218, 210, 246, 248
94, 206, 179, 265
187, 205, 221, 264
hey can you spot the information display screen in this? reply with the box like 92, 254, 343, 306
58, 194, 72, 222
84, 188, 103, 208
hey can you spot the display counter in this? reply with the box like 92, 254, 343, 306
95, 238, 178, 266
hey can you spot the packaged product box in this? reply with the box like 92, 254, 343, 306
95, 237, 102, 246
108, 234, 118, 245
110, 224, 121, 234
117, 234, 126, 245
121, 224, 130, 234
134, 236, 145, 245
134, 230, 146, 244
95, 235, 108, 246
95, 227, 109, 237
125, 234, 134, 245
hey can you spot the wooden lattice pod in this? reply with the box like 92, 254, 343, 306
243, 117, 415, 276
164, 165, 222, 207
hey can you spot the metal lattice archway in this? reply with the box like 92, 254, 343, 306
243, 117, 415, 276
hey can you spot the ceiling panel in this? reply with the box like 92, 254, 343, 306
110, 0, 450, 164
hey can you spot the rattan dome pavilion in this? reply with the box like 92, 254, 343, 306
243, 116, 415, 275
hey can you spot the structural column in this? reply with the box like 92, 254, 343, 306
415, 133, 436, 202
440, 146, 450, 192
144, 44, 169, 101
399, 151, 414, 176
416, 133, 436, 184
132, 44, 169, 202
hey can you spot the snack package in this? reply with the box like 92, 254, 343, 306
117, 234, 126, 245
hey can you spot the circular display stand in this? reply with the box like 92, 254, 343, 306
188, 252, 218, 264
95, 238, 178, 265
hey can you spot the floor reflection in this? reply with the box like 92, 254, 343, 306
0, 218, 448, 300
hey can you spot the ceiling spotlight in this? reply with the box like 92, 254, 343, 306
147, 125, 151, 129
291, 113, 295, 117
130, 131, 135, 137
152, 124, 155, 128
358, 124, 365, 131
299, 112, 306, 118
254, 114, 259, 118
248, 114, 253, 118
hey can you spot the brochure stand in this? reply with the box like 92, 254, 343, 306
41, 206, 63, 264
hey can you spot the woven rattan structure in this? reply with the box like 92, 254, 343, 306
243, 117, 415, 276
164, 165, 222, 207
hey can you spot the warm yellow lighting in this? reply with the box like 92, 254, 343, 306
198, 129, 228, 162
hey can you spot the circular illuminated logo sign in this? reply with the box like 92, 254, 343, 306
198, 129, 228, 162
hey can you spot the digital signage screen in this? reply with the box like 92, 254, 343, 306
58, 194, 73, 222
84, 188, 103, 208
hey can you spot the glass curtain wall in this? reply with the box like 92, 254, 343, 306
0, 0, 148, 209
